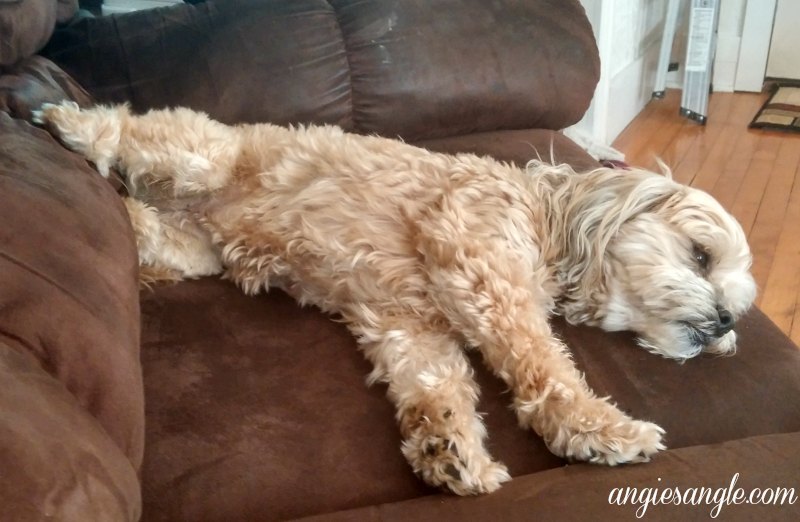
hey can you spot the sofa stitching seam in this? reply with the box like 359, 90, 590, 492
327, 0, 356, 131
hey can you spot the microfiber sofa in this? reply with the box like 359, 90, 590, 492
1, 0, 799, 520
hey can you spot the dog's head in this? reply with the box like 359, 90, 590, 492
544, 164, 756, 360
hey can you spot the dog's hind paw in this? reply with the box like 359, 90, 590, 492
402, 431, 510, 495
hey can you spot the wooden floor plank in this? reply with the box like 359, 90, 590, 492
689, 124, 741, 194
747, 139, 800, 301
760, 162, 800, 335
728, 134, 782, 236
669, 94, 735, 185
612, 91, 676, 155
709, 130, 760, 210
619, 96, 678, 167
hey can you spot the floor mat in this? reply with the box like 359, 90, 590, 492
749, 84, 800, 132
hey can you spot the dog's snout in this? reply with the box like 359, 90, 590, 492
716, 308, 735, 336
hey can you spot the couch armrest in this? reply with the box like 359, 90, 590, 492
0, 342, 141, 521
0, 56, 93, 120
0, 113, 143, 469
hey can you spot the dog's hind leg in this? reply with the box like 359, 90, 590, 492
124, 198, 222, 287
417, 232, 665, 466
346, 310, 510, 495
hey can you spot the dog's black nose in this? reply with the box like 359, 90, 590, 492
716, 308, 735, 336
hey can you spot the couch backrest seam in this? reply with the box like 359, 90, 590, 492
326, 0, 356, 132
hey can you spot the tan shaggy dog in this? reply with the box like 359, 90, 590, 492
35, 101, 756, 495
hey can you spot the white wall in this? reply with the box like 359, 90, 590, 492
734, 0, 777, 91
575, 0, 602, 141
766, 0, 800, 80
572, 0, 668, 146
571, 0, 763, 146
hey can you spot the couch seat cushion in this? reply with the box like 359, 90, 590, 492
140, 276, 800, 521
294, 431, 800, 521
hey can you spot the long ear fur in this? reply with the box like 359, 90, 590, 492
526, 161, 683, 324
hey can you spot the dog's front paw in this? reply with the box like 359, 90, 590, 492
30, 101, 122, 178
705, 330, 737, 356
402, 428, 510, 495
544, 398, 666, 466
30, 105, 50, 125
570, 417, 665, 466
31, 100, 89, 156
31, 100, 80, 127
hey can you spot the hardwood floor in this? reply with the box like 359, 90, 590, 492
612, 89, 800, 347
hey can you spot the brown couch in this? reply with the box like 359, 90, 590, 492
1, 0, 799, 520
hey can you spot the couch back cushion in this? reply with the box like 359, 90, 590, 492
334, 0, 598, 140
0, 0, 77, 66
43, 0, 598, 140
43, 0, 354, 128
0, 0, 56, 67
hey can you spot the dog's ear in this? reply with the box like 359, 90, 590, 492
554, 168, 682, 323
654, 157, 673, 180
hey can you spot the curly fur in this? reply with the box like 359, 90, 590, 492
35, 101, 756, 495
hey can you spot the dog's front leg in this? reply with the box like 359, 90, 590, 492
33, 100, 123, 179
345, 308, 510, 495
421, 238, 665, 466
34, 101, 238, 197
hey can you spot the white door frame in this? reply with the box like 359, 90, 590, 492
733, 0, 777, 92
